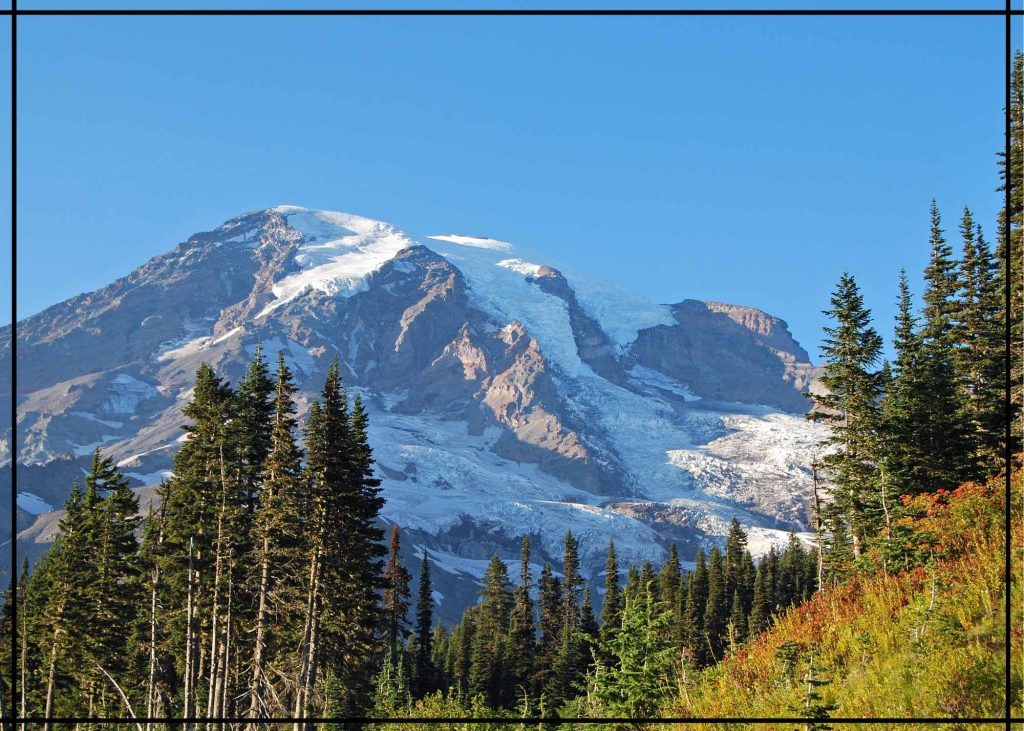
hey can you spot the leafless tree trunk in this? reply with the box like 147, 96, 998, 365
42, 622, 60, 731
184, 537, 196, 730
811, 462, 825, 590
248, 527, 273, 724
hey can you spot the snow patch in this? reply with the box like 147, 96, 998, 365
17, 492, 54, 515
497, 258, 545, 277
104, 374, 160, 415
427, 234, 513, 252
125, 470, 174, 485
71, 411, 124, 428
257, 208, 413, 317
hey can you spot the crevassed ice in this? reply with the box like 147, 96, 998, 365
257, 207, 414, 318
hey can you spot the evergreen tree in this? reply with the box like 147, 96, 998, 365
747, 563, 770, 638
809, 272, 884, 556
593, 578, 674, 718
682, 549, 708, 666
232, 343, 275, 514
248, 353, 305, 720
383, 525, 413, 657
534, 564, 562, 700
549, 531, 585, 707
702, 547, 728, 663
82, 449, 141, 714
578, 585, 599, 672
955, 211, 1006, 473
728, 590, 746, 650
506, 538, 535, 707
469, 555, 514, 708
154, 362, 235, 720
917, 203, 973, 490
879, 270, 929, 500
658, 544, 682, 608
413, 551, 435, 699
599, 540, 623, 663
1000, 51, 1023, 446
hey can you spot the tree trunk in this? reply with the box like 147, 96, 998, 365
811, 463, 825, 590
184, 537, 196, 730
248, 529, 273, 724
293, 543, 323, 731
42, 623, 60, 731
146, 563, 160, 731
221, 570, 233, 718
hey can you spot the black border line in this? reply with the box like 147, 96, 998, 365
2, 7, 1023, 14
8, 0, 15, 724
3, 2, 1018, 728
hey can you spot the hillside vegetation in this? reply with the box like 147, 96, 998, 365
369, 468, 1019, 730
665, 468, 1019, 727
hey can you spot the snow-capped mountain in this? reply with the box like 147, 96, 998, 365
2, 206, 825, 621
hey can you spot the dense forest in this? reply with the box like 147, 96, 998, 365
0, 50, 1020, 729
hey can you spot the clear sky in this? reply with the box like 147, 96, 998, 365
14, 11, 1019, 361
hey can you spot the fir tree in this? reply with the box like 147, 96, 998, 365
599, 540, 623, 664
534, 564, 562, 700
413, 551, 435, 699
917, 203, 973, 490
702, 547, 728, 663
593, 578, 674, 718
682, 549, 708, 666
248, 352, 305, 720
955, 211, 1006, 473
809, 272, 884, 556
469, 555, 514, 708
383, 525, 413, 658
506, 538, 535, 707
747, 563, 770, 638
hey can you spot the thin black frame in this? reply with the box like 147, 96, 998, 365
4, 1, 1021, 726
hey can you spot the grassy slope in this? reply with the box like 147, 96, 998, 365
667, 469, 1020, 729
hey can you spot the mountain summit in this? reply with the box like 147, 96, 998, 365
3, 206, 824, 620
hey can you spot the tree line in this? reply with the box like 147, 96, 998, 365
374, 521, 818, 719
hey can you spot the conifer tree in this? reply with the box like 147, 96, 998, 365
413, 551, 435, 699
506, 538, 535, 706
916, 203, 972, 489
469, 555, 514, 708
549, 531, 585, 707
702, 548, 728, 663
578, 585, 599, 671
1000, 51, 1024, 445
593, 578, 674, 718
955, 211, 1006, 472
82, 449, 141, 715
879, 270, 929, 498
599, 541, 623, 662
728, 590, 746, 650
247, 353, 305, 721
658, 544, 683, 619
810, 272, 884, 556
747, 563, 770, 638
534, 564, 563, 700
383, 525, 413, 658
682, 549, 708, 666
233, 343, 275, 514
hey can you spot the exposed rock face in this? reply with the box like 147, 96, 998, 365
632, 299, 822, 412
3, 206, 825, 619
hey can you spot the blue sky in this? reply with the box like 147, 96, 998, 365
13, 12, 1018, 361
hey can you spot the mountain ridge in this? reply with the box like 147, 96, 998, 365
3, 205, 825, 621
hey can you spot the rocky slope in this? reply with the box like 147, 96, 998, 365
2, 206, 825, 621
